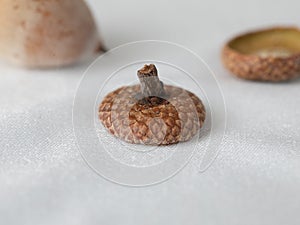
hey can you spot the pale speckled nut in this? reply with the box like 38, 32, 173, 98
0, 0, 104, 68
99, 65, 206, 146
222, 27, 300, 82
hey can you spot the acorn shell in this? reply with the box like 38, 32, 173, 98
99, 85, 206, 146
0, 0, 103, 68
222, 27, 300, 81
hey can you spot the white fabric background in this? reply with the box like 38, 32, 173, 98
1, 0, 300, 224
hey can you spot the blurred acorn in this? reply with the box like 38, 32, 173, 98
0, 0, 105, 68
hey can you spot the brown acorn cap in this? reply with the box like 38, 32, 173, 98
99, 64, 206, 146
222, 27, 300, 81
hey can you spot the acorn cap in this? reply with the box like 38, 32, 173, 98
99, 64, 206, 146
222, 27, 300, 81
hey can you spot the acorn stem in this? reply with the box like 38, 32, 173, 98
137, 64, 165, 97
